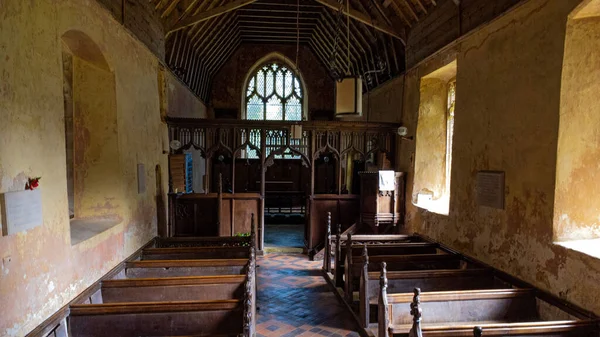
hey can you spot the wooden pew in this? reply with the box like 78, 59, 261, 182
156, 235, 252, 248
70, 251, 257, 337
344, 245, 467, 300
69, 300, 244, 337
358, 265, 510, 328
328, 225, 425, 287
119, 259, 248, 278
99, 275, 246, 303
376, 264, 599, 337
155, 213, 257, 249
141, 246, 250, 260
322, 212, 423, 280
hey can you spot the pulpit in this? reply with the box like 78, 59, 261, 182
358, 171, 405, 233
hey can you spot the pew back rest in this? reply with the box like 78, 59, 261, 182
100, 275, 246, 303
364, 254, 466, 273
122, 259, 248, 278
366, 269, 510, 302
350, 243, 441, 258
388, 289, 538, 325
155, 236, 250, 248
69, 300, 243, 337
141, 246, 250, 260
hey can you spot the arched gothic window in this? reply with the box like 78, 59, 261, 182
245, 62, 304, 121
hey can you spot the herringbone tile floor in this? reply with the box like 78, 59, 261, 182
256, 254, 360, 337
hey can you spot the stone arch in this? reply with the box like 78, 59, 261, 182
61, 30, 123, 244
61, 30, 110, 71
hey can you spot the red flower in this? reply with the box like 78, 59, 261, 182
26, 177, 41, 190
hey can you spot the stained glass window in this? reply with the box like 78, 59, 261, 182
244, 61, 305, 159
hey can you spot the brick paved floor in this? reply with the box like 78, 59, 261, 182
256, 253, 360, 337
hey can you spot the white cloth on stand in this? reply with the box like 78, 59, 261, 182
379, 170, 395, 191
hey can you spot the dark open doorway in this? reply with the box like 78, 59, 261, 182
264, 159, 309, 251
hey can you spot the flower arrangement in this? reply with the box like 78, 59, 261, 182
26, 177, 41, 190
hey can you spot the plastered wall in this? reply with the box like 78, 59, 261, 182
159, 67, 209, 119
554, 2, 600, 242
0, 0, 201, 335
393, 0, 600, 315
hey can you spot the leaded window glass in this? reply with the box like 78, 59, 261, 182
244, 62, 305, 159
245, 62, 304, 122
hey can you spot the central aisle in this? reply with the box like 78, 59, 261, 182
256, 253, 360, 337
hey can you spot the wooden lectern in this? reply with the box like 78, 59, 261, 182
359, 171, 405, 233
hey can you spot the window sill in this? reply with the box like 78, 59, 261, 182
70, 218, 121, 246
555, 239, 600, 259
413, 197, 450, 216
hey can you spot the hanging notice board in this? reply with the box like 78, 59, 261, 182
476, 171, 505, 209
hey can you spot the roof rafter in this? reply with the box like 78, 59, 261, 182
313, 0, 406, 44
168, 0, 259, 35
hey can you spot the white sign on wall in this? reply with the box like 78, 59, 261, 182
1, 189, 43, 236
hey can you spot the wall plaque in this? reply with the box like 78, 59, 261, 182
1, 189, 43, 236
477, 171, 505, 209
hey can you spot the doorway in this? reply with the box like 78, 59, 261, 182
263, 158, 309, 251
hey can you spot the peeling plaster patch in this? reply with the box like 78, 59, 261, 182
48, 281, 55, 293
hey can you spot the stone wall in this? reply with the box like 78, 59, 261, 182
394, 0, 600, 315
0, 0, 202, 335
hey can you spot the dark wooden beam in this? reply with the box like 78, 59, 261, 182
313, 0, 405, 44
168, 0, 258, 34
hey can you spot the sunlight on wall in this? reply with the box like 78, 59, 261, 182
412, 60, 457, 215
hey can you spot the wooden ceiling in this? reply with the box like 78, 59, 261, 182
155, 0, 438, 102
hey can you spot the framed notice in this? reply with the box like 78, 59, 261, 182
1, 189, 43, 236
476, 171, 505, 209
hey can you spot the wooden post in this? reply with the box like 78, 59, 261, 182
334, 224, 343, 287
378, 262, 389, 337
244, 248, 256, 337
408, 288, 423, 337
323, 212, 332, 272
250, 213, 256, 249
344, 233, 353, 300
360, 245, 369, 328
259, 129, 266, 251
218, 173, 223, 235
473, 326, 483, 337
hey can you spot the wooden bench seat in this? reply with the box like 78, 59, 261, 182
69, 300, 244, 337
155, 236, 252, 248
99, 275, 246, 303
386, 320, 600, 336
375, 263, 599, 337
386, 288, 538, 328
322, 213, 422, 274
344, 250, 467, 300
120, 259, 248, 278
141, 246, 250, 260
358, 268, 510, 328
